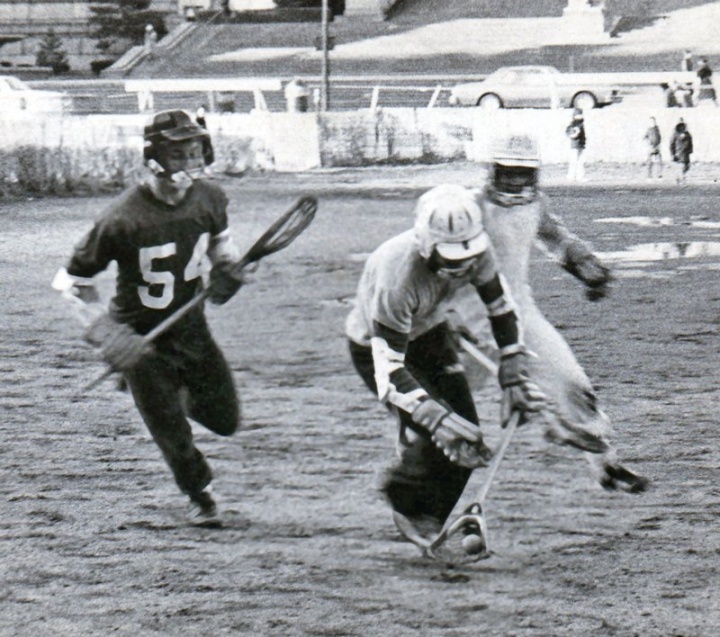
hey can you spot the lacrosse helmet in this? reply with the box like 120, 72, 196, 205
487, 133, 541, 207
414, 185, 489, 277
143, 109, 214, 178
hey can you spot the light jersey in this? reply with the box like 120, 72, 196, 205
345, 229, 501, 347
453, 188, 611, 439
66, 180, 233, 333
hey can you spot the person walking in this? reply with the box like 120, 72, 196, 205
643, 116, 663, 179
51, 110, 247, 527
670, 119, 694, 184
565, 108, 587, 182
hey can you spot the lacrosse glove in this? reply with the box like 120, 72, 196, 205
562, 245, 613, 302
208, 260, 244, 305
411, 398, 493, 469
498, 351, 547, 427
84, 314, 153, 372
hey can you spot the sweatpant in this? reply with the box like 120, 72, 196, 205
349, 322, 479, 525
124, 313, 240, 497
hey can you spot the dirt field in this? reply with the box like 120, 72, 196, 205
1, 167, 719, 637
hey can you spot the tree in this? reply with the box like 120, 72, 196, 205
35, 29, 71, 75
88, 0, 167, 53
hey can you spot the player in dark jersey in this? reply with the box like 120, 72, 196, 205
52, 110, 246, 527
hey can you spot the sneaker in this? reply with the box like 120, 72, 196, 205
599, 463, 650, 494
187, 488, 222, 528
392, 511, 443, 547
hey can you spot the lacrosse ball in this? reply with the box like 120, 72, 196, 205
462, 533, 486, 555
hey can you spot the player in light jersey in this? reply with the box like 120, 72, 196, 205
52, 110, 246, 526
454, 133, 649, 493
346, 184, 547, 546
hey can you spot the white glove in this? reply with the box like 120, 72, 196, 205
498, 352, 547, 426
411, 399, 492, 469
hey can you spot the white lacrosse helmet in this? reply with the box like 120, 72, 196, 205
414, 184, 489, 261
488, 133, 541, 207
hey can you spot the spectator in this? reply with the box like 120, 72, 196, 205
681, 49, 694, 72
143, 24, 157, 55
660, 83, 680, 108
677, 82, 694, 108
643, 116, 663, 179
196, 106, 207, 129
670, 119, 693, 185
565, 108, 587, 182
284, 78, 310, 113
696, 58, 718, 107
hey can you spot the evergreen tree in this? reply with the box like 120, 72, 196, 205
36, 29, 71, 75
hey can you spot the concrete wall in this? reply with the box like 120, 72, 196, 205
1, 105, 719, 194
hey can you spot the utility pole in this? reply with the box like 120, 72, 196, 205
320, 0, 330, 111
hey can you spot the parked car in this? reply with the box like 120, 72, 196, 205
0, 75, 72, 113
447, 65, 622, 110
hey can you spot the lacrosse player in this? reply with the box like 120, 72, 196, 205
456, 133, 649, 494
345, 184, 547, 546
52, 110, 246, 527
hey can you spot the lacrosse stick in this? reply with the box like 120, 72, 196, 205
425, 409, 520, 563
83, 195, 317, 392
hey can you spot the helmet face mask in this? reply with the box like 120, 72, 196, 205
144, 109, 214, 181
491, 163, 539, 206
488, 134, 541, 207
153, 139, 207, 181
428, 251, 480, 280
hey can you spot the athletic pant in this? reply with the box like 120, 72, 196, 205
349, 322, 478, 525
124, 312, 240, 497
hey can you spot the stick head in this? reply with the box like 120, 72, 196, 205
427, 504, 491, 565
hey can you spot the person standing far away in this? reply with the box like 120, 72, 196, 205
284, 78, 310, 113
565, 108, 587, 182
196, 106, 207, 129
670, 119, 694, 185
643, 116, 663, 179
51, 110, 248, 528
696, 58, 719, 107
681, 49, 694, 72
660, 82, 680, 108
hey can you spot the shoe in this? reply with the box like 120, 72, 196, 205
599, 463, 650, 494
187, 488, 222, 527
392, 511, 443, 547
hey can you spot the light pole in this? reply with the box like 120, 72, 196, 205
320, 0, 330, 111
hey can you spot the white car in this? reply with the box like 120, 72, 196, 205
0, 75, 72, 113
448, 65, 622, 110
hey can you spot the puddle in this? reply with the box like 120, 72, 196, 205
596, 217, 720, 229
599, 241, 720, 263
597, 216, 674, 226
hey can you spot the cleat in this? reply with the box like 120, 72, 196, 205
601, 463, 650, 494
187, 488, 223, 528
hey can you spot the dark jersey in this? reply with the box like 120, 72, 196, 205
67, 180, 230, 333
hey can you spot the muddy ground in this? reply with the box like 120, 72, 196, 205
1, 165, 719, 636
